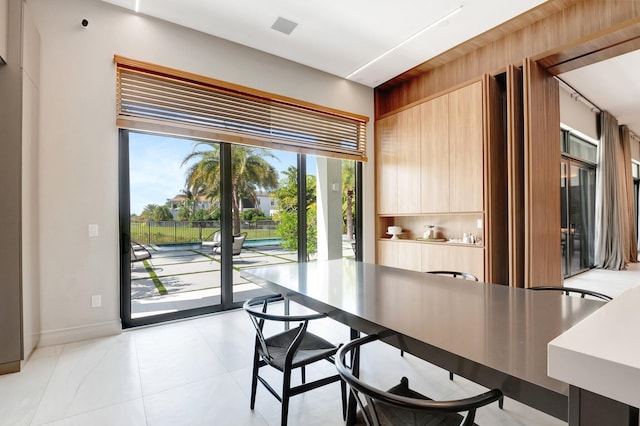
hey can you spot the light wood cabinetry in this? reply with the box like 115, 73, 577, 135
397, 106, 422, 214
421, 244, 484, 280
375, 114, 398, 214
377, 239, 484, 279
420, 94, 449, 213
449, 82, 484, 212
376, 78, 505, 283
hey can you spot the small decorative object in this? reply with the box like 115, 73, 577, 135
387, 226, 403, 240
462, 233, 469, 243
423, 225, 436, 239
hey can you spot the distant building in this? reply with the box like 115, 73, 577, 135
167, 194, 212, 219
240, 191, 278, 217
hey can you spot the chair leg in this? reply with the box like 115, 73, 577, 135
499, 395, 504, 409
301, 365, 306, 384
449, 371, 454, 381
250, 350, 260, 409
400, 350, 404, 357
281, 368, 292, 426
341, 379, 347, 420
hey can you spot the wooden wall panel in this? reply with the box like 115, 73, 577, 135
523, 59, 561, 287
484, 75, 508, 285
507, 66, 525, 288
376, 0, 640, 116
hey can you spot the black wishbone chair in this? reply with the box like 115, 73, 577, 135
529, 286, 612, 301
243, 295, 346, 426
427, 271, 479, 281
336, 334, 503, 426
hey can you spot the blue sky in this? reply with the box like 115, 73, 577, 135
129, 132, 313, 215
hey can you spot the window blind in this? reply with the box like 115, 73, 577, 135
115, 56, 368, 161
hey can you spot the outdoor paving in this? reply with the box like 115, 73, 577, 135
130, 242, 355, 318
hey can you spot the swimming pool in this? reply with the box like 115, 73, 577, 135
153, 238, 283, 250
243, 238, 283, 248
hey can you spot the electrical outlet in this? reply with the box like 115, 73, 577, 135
91, 295, 102, 308
88, 224, 99, 237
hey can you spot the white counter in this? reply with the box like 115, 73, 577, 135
548, 285, 640, 408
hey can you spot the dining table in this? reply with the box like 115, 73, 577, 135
240, 258, 628, 425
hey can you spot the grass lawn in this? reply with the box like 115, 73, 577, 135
131, 222, 279, 245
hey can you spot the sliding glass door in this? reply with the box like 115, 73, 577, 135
560, 158, 596, 278
120, 130, 362, 327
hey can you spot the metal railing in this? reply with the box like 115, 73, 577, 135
130, 220, 278, 245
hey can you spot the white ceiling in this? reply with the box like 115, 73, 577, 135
103, 0, 640, 136
102, 0, 547, 87
560, 50, 640, 137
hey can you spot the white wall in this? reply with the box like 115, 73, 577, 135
559, 85, 598, 141
21, 0, 41, 359
28, 0, 374, 345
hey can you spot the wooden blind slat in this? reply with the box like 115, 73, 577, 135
115, 59, 367, 160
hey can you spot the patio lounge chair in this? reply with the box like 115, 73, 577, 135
202, 230, 222, 251
213, 232, 247, 256
130, 240, 152, 263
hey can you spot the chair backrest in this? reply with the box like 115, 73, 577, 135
427, 270, 479, 281
529, 286, 612, 301
212, 232, 247, 255
232, 234, 246, 255
130, 240, 151, 262
336, 334, 503, 426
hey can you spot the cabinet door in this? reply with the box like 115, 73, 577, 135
449, 82, 484, 212
421, 95, 449, 213
396, 107, 421, 214
398, 242, 422, 271
421, 244, 484, 281
377, 240, 398, 268
376, 115, 398, 214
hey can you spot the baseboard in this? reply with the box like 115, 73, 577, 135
38, 320, 122, 347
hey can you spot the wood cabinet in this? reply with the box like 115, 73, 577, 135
377, 239, 484, 280
376, 114, 398, 214
449, 82, 484, 212
375, 78, 505, 283
397, 107, 421, 214
420, 94, 449, 213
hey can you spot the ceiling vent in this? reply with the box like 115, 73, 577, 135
271, 17, 298, 35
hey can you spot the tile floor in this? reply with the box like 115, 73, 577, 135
2, 264, 639, 426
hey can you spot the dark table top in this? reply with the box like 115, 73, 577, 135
241, 259, 604, 418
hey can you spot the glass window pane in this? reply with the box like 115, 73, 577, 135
568, 134, 597, 163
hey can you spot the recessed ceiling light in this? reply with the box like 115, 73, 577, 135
271, 17, 298, 35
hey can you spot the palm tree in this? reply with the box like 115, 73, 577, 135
342, 161, 356, 241
140, 203, 173, 221
176, 189, 198, 222
182, 143, 278, 234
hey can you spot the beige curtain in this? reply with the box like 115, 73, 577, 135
594, 112, 635, 269
621, 126, 638, 262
